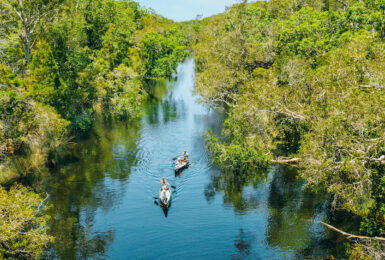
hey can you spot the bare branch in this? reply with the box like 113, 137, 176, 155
271, 157, 300, 165
307, 219, 385, 242
1, 3, 23, 21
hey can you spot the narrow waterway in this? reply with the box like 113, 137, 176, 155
40, 58, 347, 259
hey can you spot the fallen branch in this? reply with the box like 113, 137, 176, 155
271, 157, 300, 165
307, 220, 385, 242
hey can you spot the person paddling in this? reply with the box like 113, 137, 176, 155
159, 177, 176, 189
160, 177, 169, 186
172, 151, 189, 161
159, 178, 171, 206
178, 150, 189, 163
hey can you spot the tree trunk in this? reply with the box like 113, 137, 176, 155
25, 32, 31, 63
380, 8, 385, 39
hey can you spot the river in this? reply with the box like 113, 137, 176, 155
38, 58, 348, 259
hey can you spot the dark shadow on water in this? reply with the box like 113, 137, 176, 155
266, 166, 325, 250
32, 116, 143, 259
205, 167, 268, 213
154, 200, 171, 218
206, 164, 349, 258
161, 204, 170, 218
231, 229, 255, 259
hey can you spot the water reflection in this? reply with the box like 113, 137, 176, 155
232, 229, 255, 259
144, 79, 177, 125
37, 118, 141, 258
205, 168, 268, 213
266, 166, 324, 251
205, 164, 346, 257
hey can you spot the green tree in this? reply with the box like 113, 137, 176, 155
95, 64, 146, 119
82, 0, 118, 50
141, 31, 188, 78
28, 40, 68, 114
278, 7, 331, 59
0, 64, 29, 158
0, 63, 69, 183
0, 0, 64, 63
0, 184, 52, 259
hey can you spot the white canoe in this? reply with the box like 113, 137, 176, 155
159, 186, 171, 206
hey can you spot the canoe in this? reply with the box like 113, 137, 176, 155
174, 157, 188, 172
159, 185, 171, 206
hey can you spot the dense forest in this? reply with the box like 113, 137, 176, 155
1, 0, 385, 258
0, 0, 188, 258
193, 0, 385, 258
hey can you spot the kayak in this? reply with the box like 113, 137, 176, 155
159, 185, 171, 206
174, 157, 188, 172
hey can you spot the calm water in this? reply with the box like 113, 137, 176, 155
38, 58, 348, 259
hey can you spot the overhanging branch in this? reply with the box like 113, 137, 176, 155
307, 219, 385, 242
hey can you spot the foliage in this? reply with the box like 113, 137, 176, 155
0, 184, 52, 259
206, 130, 271, 172
141, 31, 188, 78
0, 1, 189, 257
28, 40, 68, 113
193, 1, 385, 257
0, 64, 69, 185
299, 33, 385, 215
0, 64, 69, 157
2, 0, 189, 131
96, 64, 146, 119
0, 0, 65, 63
278, 7, 332, 59
0, 64, 29, 158
360, 164, 385, 237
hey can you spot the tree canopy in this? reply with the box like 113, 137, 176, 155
0, 0, 189, 258
193, 0, 385, 257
